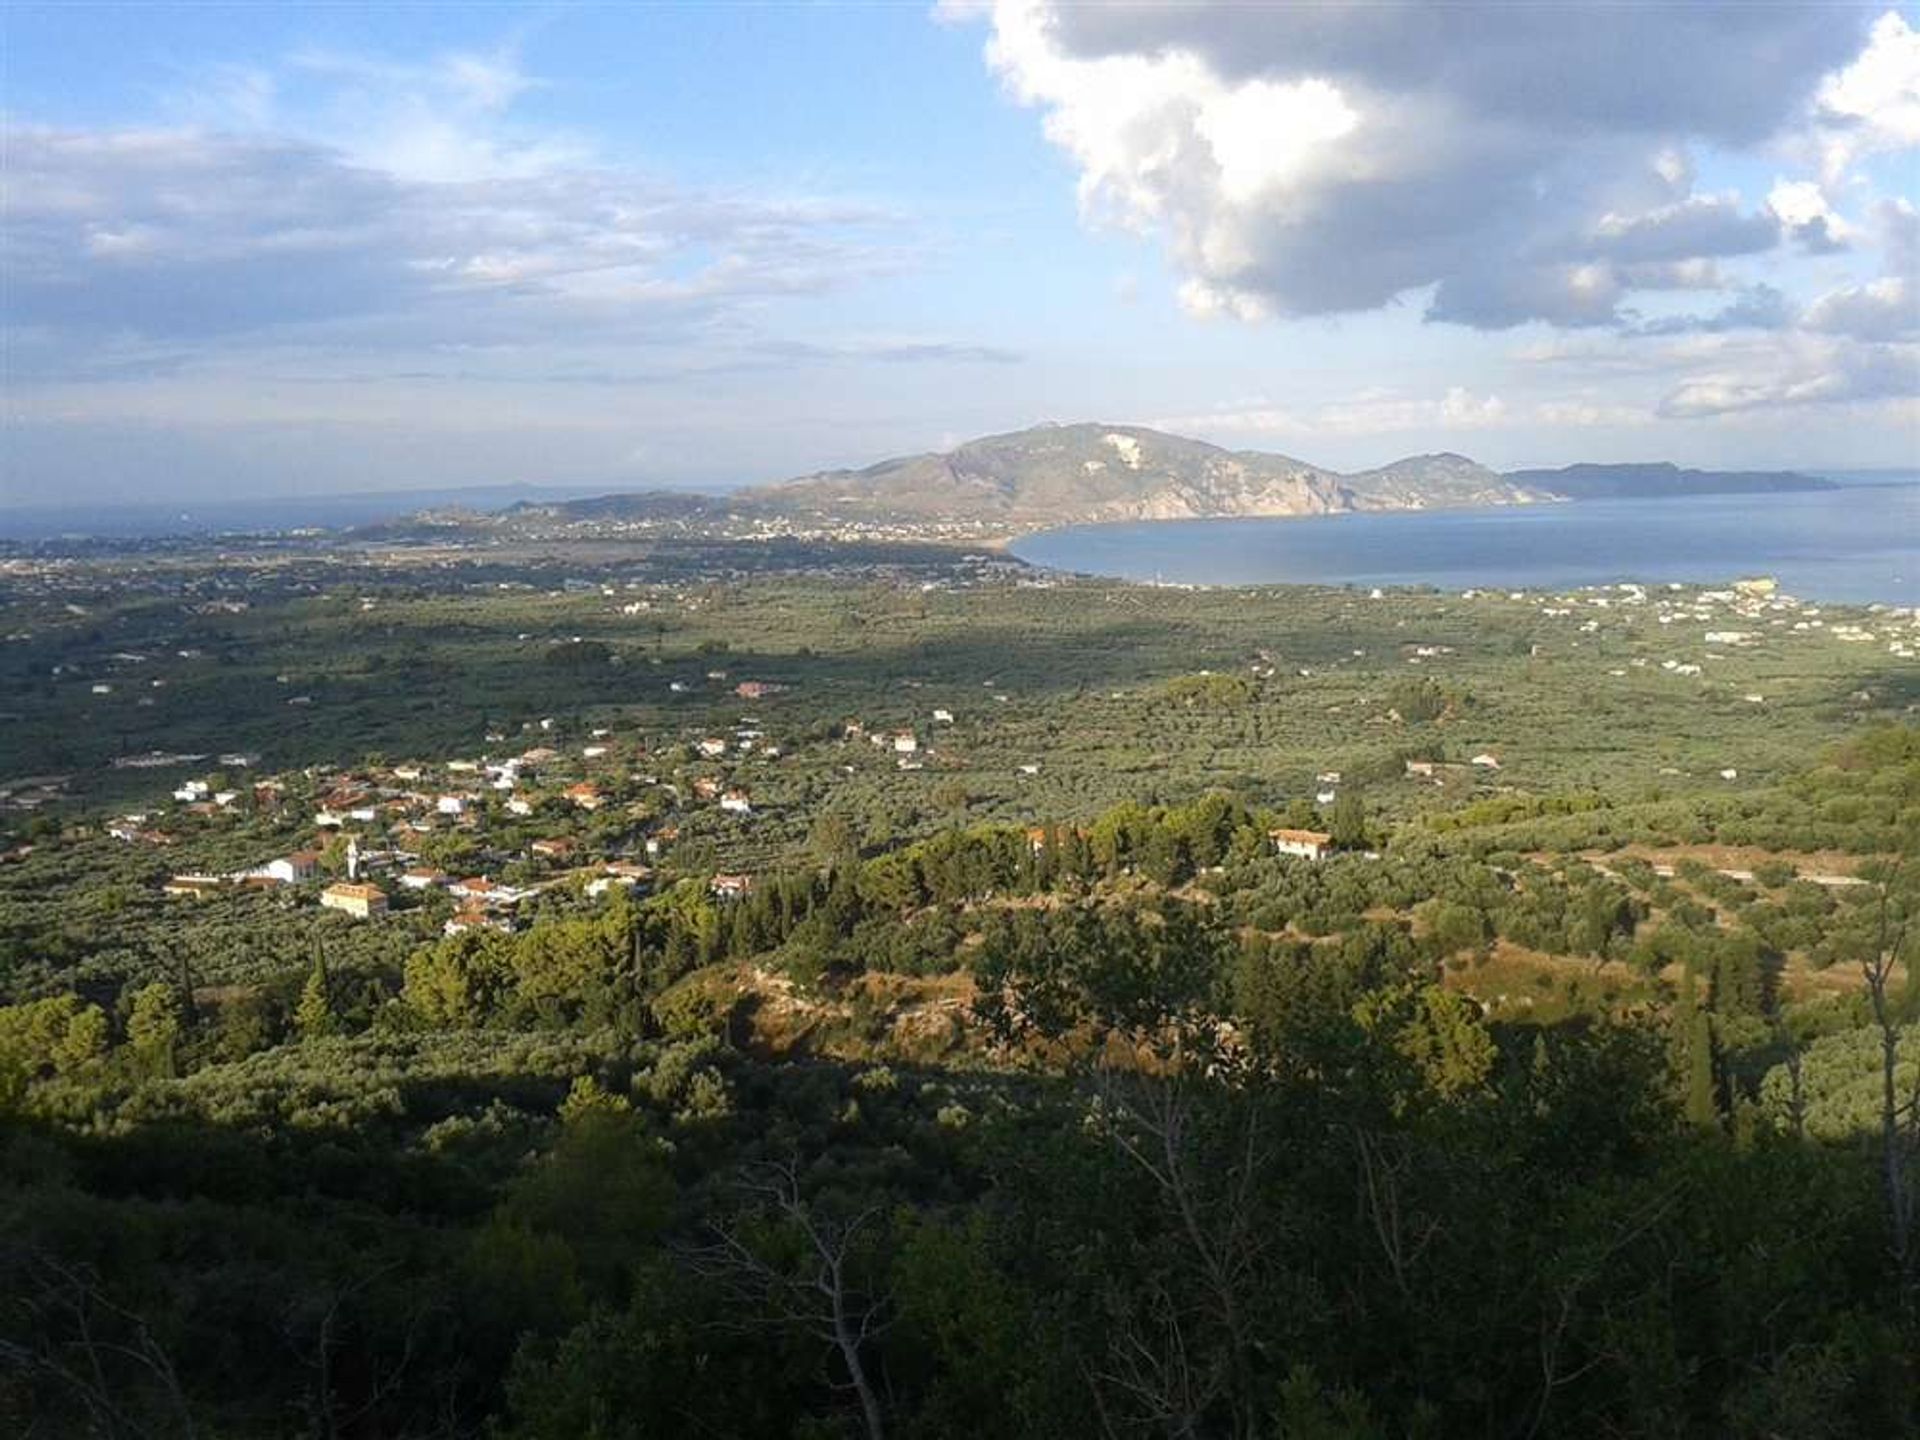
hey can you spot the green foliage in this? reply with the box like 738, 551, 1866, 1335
1329, 787, 1368, 849
1162, 671, 1254, 707
125, 980, 183, 1080
0, 993, 108, 1105
293, 956, 337, 1039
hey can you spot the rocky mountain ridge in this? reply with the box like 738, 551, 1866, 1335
749, 423, 1553, 525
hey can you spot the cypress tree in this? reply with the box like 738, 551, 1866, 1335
1677, 968, 1718, 1130
295, 955, 337, 1039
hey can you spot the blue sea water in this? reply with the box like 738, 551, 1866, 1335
1009, 473, 1920, 605
0, 483, 606, 541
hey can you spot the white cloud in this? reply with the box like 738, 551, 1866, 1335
1530, 401, 1650, 430
1439, 387, 1507, 427
1658, 334, 1916, 416
1590, 195, 1779, 265
1767, 179, 1852, 253
0, 124, 909, 351
0, 28, 948, 388
964, 1, 1880, 328
1157, 386, 1511, 441
1814, 11, 1920, 182
1801, 199, 1919, 342
1806, 278, 1915, 342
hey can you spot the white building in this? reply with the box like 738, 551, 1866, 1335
1270, 829, 1334, 861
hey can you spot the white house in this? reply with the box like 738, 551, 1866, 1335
263, 852, 320, 884
1270, 828, 1334, 861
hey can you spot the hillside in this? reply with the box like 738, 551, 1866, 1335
1341, 451, 1546, 509
748, 422, 1362, 524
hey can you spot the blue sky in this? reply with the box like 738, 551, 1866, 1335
3, 2, 1916, 502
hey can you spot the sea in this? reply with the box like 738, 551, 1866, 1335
1009, 472, 1920, 606
0, 483, 608, 542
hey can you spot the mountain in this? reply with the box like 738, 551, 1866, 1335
1504, 462, 1837, 500
748, 423, 1514, 525
1342, 452, 1549, 509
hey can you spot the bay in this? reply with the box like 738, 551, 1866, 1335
1009, 472, 1920, 605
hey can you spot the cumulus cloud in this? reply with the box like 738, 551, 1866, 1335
1767, 180, 1853, 253
961, 2, 1898, 329
1806, 280, 1916, 342
1587, 196, 1779, 266
1802, 200, 1919, 342
1813, 11, 1920, 182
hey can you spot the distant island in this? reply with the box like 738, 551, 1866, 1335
746, 423, 1535, 525
494, 422, 1835, 539
1504, 461, 1836, 500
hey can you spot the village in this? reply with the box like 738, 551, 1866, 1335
116, 677, 1002, 939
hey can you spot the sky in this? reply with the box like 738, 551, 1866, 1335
2, 1, 1917, 504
